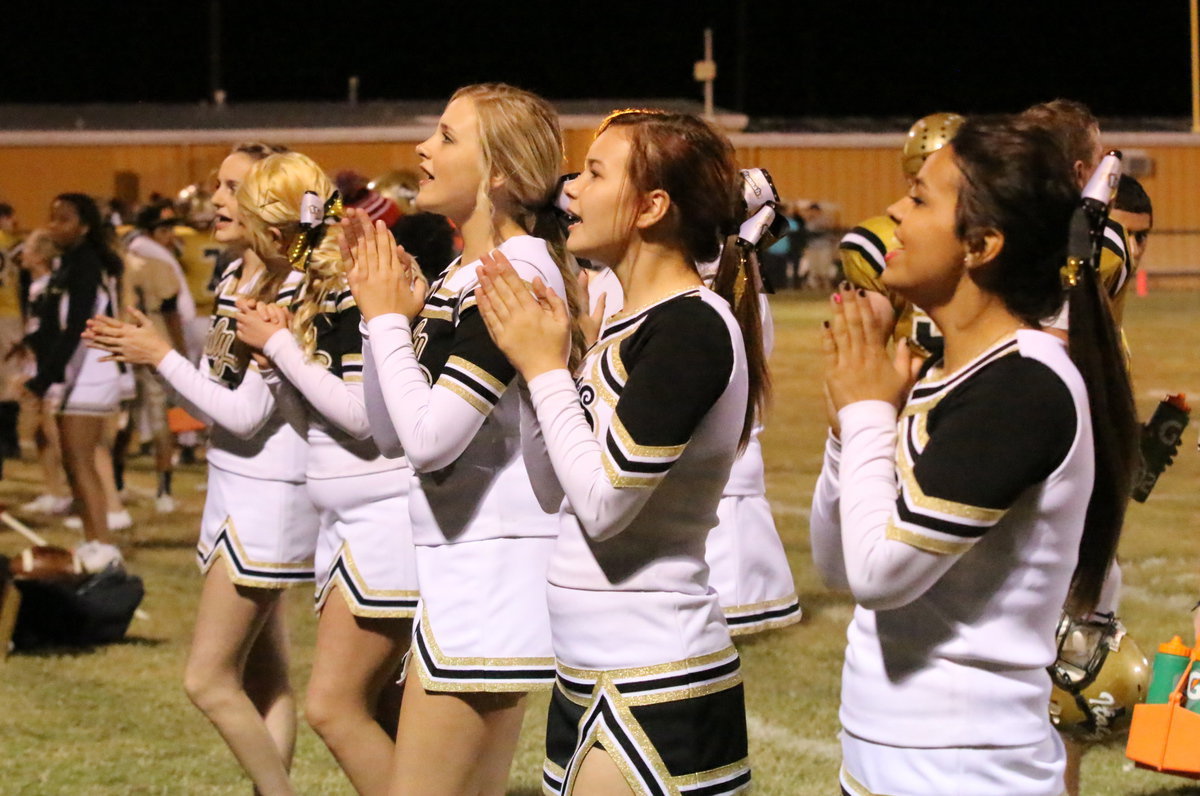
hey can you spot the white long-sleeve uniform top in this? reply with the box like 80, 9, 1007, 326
263, 282, 404, 481
584, 265, 771, 497
362, 234, 561, 545
810, 330, 1093, 748
526, 286, 747, 594
155, 258, 308, 483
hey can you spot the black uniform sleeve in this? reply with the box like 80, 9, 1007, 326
27, 247, 103, 396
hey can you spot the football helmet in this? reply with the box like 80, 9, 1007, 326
901, 113, 965, 179
1048, 613, 1149, 742
368, 170, 421, 215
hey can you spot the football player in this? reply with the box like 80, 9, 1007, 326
838, 112, 964, 360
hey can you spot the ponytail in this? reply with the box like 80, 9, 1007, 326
711, 236, 770, 452
1064, 262, 1138, 615
531, 204, 586, 373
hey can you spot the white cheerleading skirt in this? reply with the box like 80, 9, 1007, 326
839, 729, 1066, 796
49, 346, 128, 416
706, 494, 802, 635
308, 469, 419, 619
408, 536, 556, 692
197, 464, 319, 588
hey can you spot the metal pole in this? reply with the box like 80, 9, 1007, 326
1191, 0, 1199, 132
209, 0, 223, 105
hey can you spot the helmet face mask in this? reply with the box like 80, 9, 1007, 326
1048, 614, 1150, 742
901, 113, 966, 179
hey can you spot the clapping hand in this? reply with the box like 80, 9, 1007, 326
822, 283, 918, 429
84, 308, 173, 366
341, 208, 426, 322
234, 297, 291, 351
475, 250, 570, 381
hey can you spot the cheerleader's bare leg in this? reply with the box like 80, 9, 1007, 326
184, 564, 294, 796
388, 679, 526, 796
305, 588, 411, 796
97, 412, 126, 513
57, 413, 110, 543
573, 748, 635, 796
242, 598, 297, 769
35, 395, 69, 500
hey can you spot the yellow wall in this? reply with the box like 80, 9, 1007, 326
4, 135, 1198, 272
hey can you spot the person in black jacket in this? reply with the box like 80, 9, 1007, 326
29, 193, 125, 571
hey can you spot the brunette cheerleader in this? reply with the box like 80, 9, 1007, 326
810, 116, 1137, 796
475, 109, 766, 796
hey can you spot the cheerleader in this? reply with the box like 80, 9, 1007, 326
474, 109, 766, 795
85, 143, 318, 796
810, 116, 1137, 796
230, 151, 417, 796
14, 229, 72, 516
28, 194, 125, 570
343, 83, 578, 794
581, 261, 800, 635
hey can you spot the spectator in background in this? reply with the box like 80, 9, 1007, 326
120, 247, 187, 513
336, 170, 401, 227
0, 203, 26, 408
1110, 175, 1152, 272
128, 203, 199, 357
760, 210, 799, 291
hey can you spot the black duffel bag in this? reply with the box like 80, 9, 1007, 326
11, 565, 144, 650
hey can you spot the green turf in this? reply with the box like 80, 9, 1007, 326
2, 289, 1200, 794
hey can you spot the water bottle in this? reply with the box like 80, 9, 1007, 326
1186, 651, 1200, 714
1147, 636, 1192, 704
1131, 394, 1191, 503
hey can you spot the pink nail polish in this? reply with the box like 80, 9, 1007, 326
832, 293, 842, 304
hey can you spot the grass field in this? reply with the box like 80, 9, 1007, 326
2, 289, 1200, 795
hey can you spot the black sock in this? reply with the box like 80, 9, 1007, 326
157, 471, 172, 497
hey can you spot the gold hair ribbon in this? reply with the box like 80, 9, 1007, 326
287, 191, 345, 271
1061, 256, 1084, 289
732, 242, 752, 306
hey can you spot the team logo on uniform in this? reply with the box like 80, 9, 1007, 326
205, 317, 241, 384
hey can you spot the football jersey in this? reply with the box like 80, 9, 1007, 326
175, 226, 223, 312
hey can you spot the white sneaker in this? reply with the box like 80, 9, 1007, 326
64, 510, 134, 532
20, 494, 73, 515
154, 494, 176, 513
75, 541, 123, 573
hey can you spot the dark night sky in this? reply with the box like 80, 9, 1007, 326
1, 1, 1192, 119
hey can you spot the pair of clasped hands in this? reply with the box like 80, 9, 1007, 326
84, 208, 572, 382
822, 283, 924, 435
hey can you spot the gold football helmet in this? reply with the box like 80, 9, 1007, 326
901, 113, 966, 178
1048, 614, 1149, 742
368, 170, 421, 215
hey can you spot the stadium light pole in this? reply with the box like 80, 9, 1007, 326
209, 0, 224, 106
695, 28, 717, 121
